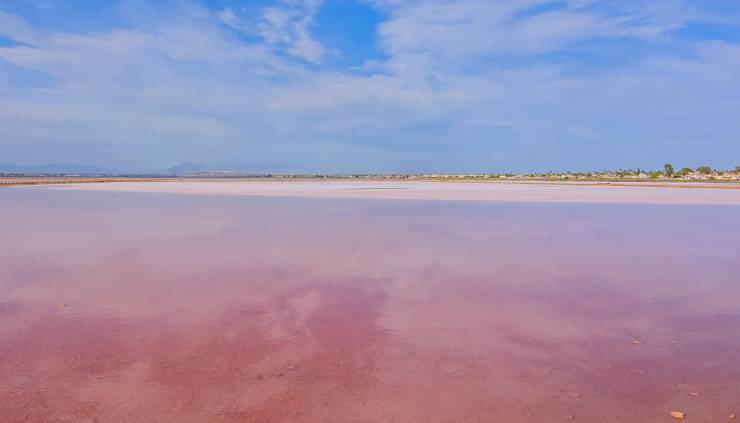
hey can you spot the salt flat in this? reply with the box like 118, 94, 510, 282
50, 180, 740, 205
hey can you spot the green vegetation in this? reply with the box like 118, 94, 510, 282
697, 166, 712, 175
663, 163, 674, 176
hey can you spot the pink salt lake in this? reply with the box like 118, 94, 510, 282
1, 181, 739, 422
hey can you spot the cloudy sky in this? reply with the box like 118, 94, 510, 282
1, 0, 739, 173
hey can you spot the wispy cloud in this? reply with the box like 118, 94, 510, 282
0, 11, 41, 45
375, 0, 701, 64
220, 0, 327, 63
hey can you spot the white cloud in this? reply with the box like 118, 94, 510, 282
218, 8, 250, 33
220, 0, 326, 64
374, 0, 701, 66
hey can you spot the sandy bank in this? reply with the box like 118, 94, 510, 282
42, 180, 740, 205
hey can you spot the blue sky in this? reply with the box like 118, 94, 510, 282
1, 0, 739, 173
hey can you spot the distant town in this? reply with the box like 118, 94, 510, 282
175, 164, 740, 182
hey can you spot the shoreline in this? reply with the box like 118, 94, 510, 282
3, 176, 739, 188
0, 177, 171, 187
34, 179, 740, 205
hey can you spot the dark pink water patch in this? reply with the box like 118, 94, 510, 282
1, 188, 739, 422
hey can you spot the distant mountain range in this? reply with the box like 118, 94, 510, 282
0, 163, 122, 175
167, 162, 203, 175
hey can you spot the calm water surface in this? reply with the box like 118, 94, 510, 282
1, 188, 739, 422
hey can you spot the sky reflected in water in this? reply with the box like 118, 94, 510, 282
1, 188, 739, 422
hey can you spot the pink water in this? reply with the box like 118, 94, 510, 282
1, 188, 739, 422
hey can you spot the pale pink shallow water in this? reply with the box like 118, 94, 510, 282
54, 180, 740, 205
1, 188, 739, 422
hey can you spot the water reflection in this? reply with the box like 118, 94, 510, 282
1, 188, 739, 422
